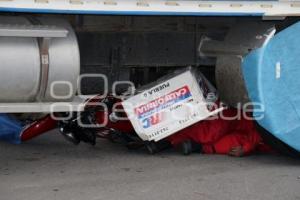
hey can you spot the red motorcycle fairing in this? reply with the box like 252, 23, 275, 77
86, 95, 134, 134
20, 115, 57, 142
20, 95, 134, 143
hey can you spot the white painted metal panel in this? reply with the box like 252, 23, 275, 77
0, 0, 298, 17
0, 96, 87, 113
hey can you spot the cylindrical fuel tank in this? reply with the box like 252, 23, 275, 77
0, 16, 80, 102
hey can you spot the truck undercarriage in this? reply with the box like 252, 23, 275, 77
0, 0, 299, 155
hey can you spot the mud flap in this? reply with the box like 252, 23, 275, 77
243, 22, 300, 153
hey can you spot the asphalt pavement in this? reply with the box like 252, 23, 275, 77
1, 130, 300, 200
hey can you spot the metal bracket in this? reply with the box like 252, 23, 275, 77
36, 37, 51, 102
199, 37, 250, 58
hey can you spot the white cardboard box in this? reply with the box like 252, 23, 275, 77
122, 69, 223, 141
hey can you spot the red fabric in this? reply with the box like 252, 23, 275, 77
167, 108, 273, 155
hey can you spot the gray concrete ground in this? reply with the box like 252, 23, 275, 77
0, 130, 300, 200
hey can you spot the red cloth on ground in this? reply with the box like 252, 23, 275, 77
167, 108, 272, 155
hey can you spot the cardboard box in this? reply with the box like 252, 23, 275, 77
122, 69, 223, 141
